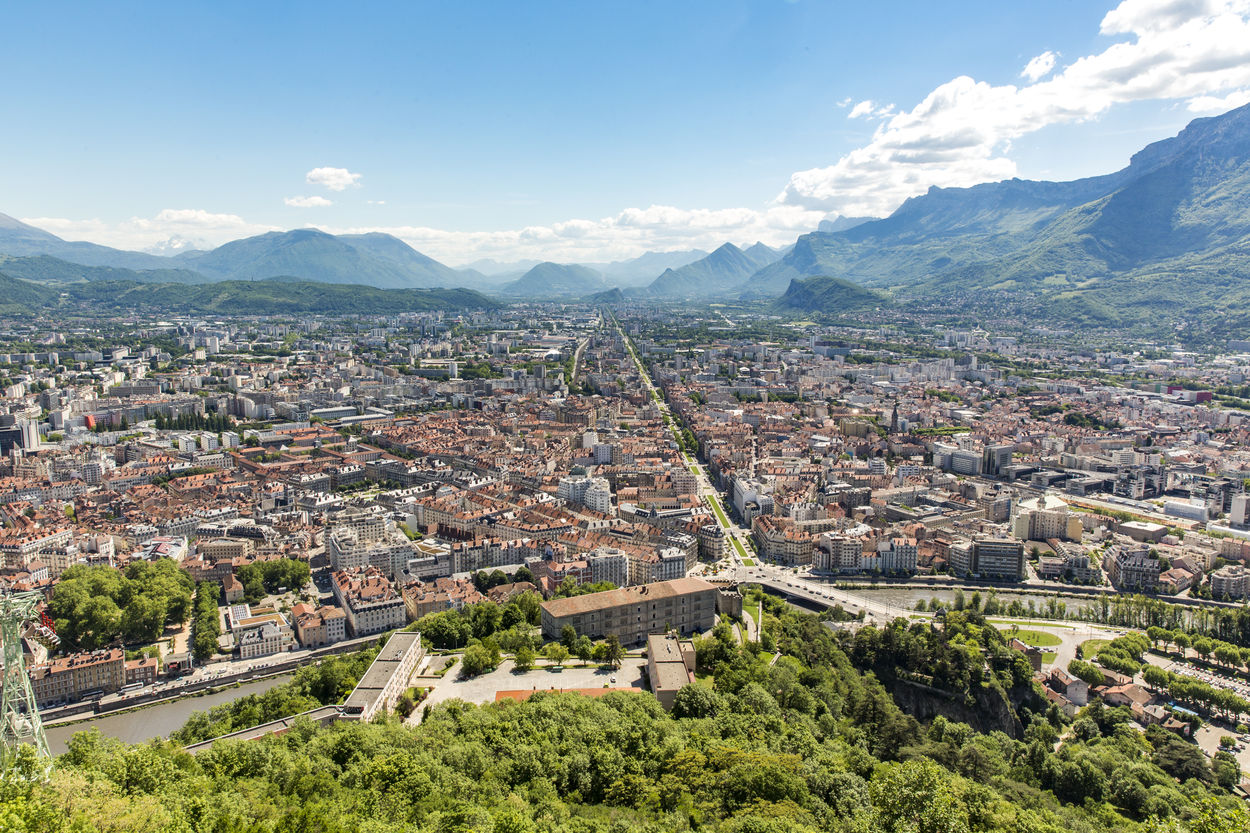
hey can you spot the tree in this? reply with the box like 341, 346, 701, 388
672, 684, 721, 718
560, 624, 578, 650
545, 643, 569, 666
514, 645, 536, 672
462, 643, 497, 677
1067, 659, 1104, 688
604, 634, 625, 669
573, 635, 593, 666
1143, 665, 1170, 691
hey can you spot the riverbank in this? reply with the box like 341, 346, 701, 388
45, 673, 294, 755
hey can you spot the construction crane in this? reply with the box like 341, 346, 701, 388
1, 590, 58, 777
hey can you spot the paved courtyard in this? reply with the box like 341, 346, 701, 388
410, 656, 648, 723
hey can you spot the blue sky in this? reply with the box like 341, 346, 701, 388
3, 0, 1249, 264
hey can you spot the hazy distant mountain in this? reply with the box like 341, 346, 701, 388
0, 212, 189, 270
750, 102, 1250, 324
0, 254, 206, 285
501, 262, 607, 296
817, 216, 874, 233
462, 257, 544, 278
587, 249, 709, 286
177, 228, 468, 288
647, 242, 782, 297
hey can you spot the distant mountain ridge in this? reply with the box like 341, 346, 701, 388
747, 101, 1250, 323
0, 213, 186, 271
648, 242, 781, 297
0, 270, 498, 315
174, 228, 473, 288
0, 219, 484, 290
501, 262, 607, 296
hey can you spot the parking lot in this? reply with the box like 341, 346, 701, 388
410, 656, 648, 723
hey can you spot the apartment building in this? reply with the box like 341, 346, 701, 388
1107, 546, 1162, 593
540, 577, 718, 644
29, 648, 125, 706
332, 566, 408, 636
291, 602, 348, 648
752, 516, 813, 566
1210, 564, 1250, 599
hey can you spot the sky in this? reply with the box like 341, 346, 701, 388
3, 0, 1250, 266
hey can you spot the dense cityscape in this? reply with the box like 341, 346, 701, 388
8, 0, 1250, 830
3, 297, 1250, 828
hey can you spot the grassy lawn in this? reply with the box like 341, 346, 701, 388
1005, 628, 1062, 648
741, 558, 756, 566
745, 600, 762, 634
707, 494, 731, 526
1041, 651, 1057, 665
1078, 638, 1111, 658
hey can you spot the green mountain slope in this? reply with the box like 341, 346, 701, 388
0, 254, 208, 285
772, 275, 886, 314
0, 271, 54, 312
9, 603, 1245, 833
55, 278, 499, 314
746, 102, 1250, 321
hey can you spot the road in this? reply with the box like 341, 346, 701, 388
569, 336, 590, 385
615, 319, 753, 563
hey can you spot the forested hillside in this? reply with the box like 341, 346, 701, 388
3, 604, 1247, 832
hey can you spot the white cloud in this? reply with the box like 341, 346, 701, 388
1021, 50, 1057, 82
22, 209, 277, 253
848, 99, 895, 119
284, 195, 333, 207
1187, 87, 1250, 111
779, 0, 1250, 216
323, 203, 826, 266
848, 100, 876, 118
305, 166, 362, 191
367, 199, 387, 205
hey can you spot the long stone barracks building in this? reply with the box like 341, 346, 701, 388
540, 577, 718, 645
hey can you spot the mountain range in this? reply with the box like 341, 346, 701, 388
0, 271, 497, 316
746, 101, 1250, 323
647, 242, 782, 297
4, 102, 1250, 321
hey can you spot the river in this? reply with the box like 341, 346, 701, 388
839, 586, 1103, 616
45, 673, 293, 755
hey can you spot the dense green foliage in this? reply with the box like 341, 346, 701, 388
771, 275, 887, 313
412, 594, 542, 650
234, 559, 310, 605
10, 604, 1250, 832
152, 411, 232, 432
191, 583, 221, 662
48, 560, 193, 650
169, 644, 383, 745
